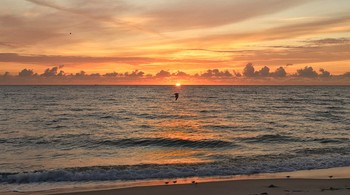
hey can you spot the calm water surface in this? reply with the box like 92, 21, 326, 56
0, 86, 349, 187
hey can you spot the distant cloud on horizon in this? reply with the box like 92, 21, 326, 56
1, 64, 349, 85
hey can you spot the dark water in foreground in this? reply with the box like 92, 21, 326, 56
0, 86, 349, 187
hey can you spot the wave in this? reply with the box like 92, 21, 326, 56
134, 113, 197, 120
94, 138, 234, 148
239, 135, 350, 145
1, 154, 349, 184
240, 134, 299, 143
202, 124, 239, 130
0, 136, 233, 149
4, 134, 347, 149
312, 138, 349, 144
294, 146, 350, 155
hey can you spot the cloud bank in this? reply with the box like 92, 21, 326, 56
1, 64, 349, 85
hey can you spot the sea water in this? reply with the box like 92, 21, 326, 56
0, 86, 349, 190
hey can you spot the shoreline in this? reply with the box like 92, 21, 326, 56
56, 179, 350, 195
3, 166, 348, 195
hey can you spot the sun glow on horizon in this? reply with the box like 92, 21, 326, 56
176, 82, 181, 87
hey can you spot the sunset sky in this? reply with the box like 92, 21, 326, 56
1, 0, 350, 84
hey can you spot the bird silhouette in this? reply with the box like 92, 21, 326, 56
174, 93, 179, 100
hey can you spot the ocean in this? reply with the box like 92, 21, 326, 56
0, 86, 349, 191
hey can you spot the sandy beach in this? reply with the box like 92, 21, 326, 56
2, 167, 347, 195
4, 179, 350, 195
47, 179, 350, 195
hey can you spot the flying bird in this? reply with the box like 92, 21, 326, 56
174, 93, 179, 101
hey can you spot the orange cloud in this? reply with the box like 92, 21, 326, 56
1, 0, 350, 80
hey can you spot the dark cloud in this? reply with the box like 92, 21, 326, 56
255, 66, 270, 77
233, 70, 242, 77
41, 66, 65, 77
319, 68, 331, 77
124, 70, 144, 78
90, 73, 101, 77
200, 69, 232, 78
18, 69, 35, 77
296, 66, 318, 77
272, 67, 287, 77
304, 38, 350, 45
75, 71, 86, 77
156, 70, 171, 78
103, 72, 119, 77
2, 65, 348, 85
243, 63, 255, 77
242, 64, 288, 77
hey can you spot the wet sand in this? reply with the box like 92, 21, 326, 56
3, 167, 350, 195
54, 178, 350, 195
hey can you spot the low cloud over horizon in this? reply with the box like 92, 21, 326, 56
1, 64, 349, 85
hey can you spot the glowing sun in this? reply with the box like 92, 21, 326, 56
175, 82, 181, 87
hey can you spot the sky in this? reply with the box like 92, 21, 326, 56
0, 0, 350, 85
